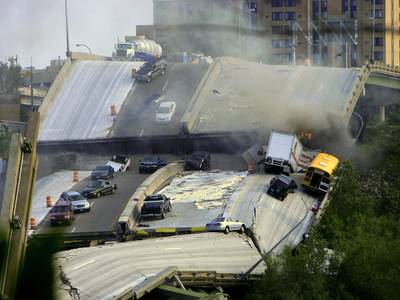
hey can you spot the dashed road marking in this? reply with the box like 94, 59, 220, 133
72, 259, 95, 270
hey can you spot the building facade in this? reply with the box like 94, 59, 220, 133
259, 0, 399, 66
152, 0, 399, 66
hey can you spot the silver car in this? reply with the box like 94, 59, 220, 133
60, 191, 91, 213
206, 217, 245, 234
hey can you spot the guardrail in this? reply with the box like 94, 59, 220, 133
345, 64, 371, 121
30, 231, 119, 250
369, 62, 400, 78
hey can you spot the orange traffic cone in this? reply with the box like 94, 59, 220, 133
73, 171, 80, 182
46, 195, 53, 207
110, 105, 117, 116
248, 162, 256, 174
30, 217, 37, 230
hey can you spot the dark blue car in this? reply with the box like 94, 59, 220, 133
139, 156, 167, 173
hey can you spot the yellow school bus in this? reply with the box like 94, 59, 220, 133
302, 153, 339, 194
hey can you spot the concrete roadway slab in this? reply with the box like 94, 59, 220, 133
226, 173, 317, 255
30, 171, 91, 234
139, 171, 247, 230
111, 63, 209, 138
36, 169, 149, 234
40, 61, 142, 141
191, 57, 360, 135
55, 233, 264, 300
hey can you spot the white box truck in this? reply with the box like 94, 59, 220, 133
265, 130, 304, 173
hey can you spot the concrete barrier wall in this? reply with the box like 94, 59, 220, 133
118, 161, 184, 233
180, 59, 222, 134
38, 58, 72, 127
70, 52, 108, 61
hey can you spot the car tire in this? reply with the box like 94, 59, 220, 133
224, 226, 230, 234
240, 225, 245, 234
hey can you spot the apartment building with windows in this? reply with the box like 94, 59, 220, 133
152, 0, 399, 66
259, 0, 399, 66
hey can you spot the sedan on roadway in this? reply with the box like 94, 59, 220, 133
82, 180, 117, 198
206, 217, 245, 234
91, 165, 115, 180
138, 156, 167, 173
60, 191, 91, 213
155, 101, 176, 123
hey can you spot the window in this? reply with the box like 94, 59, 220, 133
313, 0, 319, 20
374, 51, 384, 61
272, 12, 284, 20
285, 11, 296, 20
272, 40, 284, 48
285, 0, 296, 6
342, 0, 348, 14
321, 0, 328, 18
374, 37, 384, 46
350, 0, 357, 18
372, 9, 383, 18
272, 0, 284, 7
372, 0, 384, 5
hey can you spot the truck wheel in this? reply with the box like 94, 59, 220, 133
224, 226, 230, 234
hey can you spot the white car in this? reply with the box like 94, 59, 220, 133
60, 191, 91, 213
107, 155, 131, 172
155, 101, 176, 123
206, 217, 245, 234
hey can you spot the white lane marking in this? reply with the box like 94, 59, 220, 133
72, 259, 95, 271
139, 129, 144, 137
165, 247, 181, 250
71, 226, 76, 233
162, 80, 169, 92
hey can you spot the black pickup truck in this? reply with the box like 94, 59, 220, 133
140, 194, 172, 219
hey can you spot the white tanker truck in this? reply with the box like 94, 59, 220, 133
113, 36, 162, 61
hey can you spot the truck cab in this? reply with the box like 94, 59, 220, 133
265, 130, 304, 174
140, 194, 172, 219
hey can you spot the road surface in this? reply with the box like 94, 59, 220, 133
112, 63, 209, 137
55, 233, 264, 299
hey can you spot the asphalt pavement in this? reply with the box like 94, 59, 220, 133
36, 169, 149, 234
112, 63, 209, 137
55, 233, 264, 299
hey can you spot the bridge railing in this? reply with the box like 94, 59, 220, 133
345, 64, 370, 121
369, 62, 400, 78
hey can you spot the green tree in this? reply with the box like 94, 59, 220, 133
0, 60, 22, 94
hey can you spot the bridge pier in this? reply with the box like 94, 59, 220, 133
379, 106, 386, 122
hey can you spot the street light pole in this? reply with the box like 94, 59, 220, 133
30, 57, 34, 111
75, 44, 92, 54
65, 0, 71, 58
